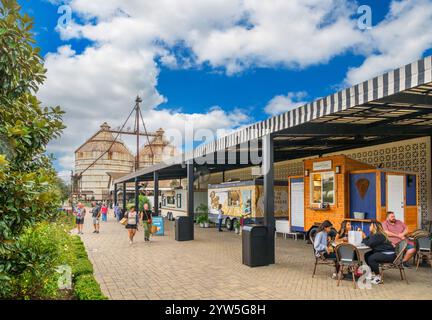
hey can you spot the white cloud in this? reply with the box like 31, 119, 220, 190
57, 170, 72, 183
345, 0, 432, 85
39, 0, 432, 174
264, 92, 308, 116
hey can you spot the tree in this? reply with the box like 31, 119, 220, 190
55, 177, 71, 203
0, 0, 65, 295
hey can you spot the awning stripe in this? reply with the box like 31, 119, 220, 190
114, 55, 432, 184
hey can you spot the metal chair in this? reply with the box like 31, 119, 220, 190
379, 239, 408, 284
311, 233, 336, 278
335, 243, 361, 289
415, 236, 432, 270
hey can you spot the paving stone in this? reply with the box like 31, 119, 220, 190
78, 210, 432, 300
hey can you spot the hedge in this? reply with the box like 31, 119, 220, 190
67, 236, 107, 300
74, 274, 107, 300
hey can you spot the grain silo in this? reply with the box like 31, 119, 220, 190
139, 128, 178, 167
74, 122, 134, 201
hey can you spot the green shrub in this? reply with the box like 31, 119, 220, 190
71, 258, 94, 278
4, 222, 70, 299
74, 274, 107, 300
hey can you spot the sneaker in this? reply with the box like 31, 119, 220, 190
331, 273, 338, 279
218, 229, 223, 232
371, 275, 382, 285
402, 262, 412, 269
129, 240, 133, 245
93, 230, 97, 233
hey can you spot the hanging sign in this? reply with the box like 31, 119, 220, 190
313, 160, 332, 171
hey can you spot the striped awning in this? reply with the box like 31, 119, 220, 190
194, 55, 432, 157
114, 55, 432, 184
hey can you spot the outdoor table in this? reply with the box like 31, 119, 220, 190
354, 244, 371, 263
331, 242, 370, 262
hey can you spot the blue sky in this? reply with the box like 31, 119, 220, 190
17, 0, 432, 177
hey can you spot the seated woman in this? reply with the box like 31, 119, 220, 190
335, 220, 352, 243
314, 220, 338, 278
363, 221, 396, 285
335, 221, 365, 243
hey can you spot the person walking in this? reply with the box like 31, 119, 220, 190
101, 203, 108, 222
142, 203, 152, 242
114, 204, 120, 221
91, 201, 101, 234
125, 206, 139, 244
73, 202, 86, 235
217, 204, 224, 232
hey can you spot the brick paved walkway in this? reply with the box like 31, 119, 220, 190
77, 210, 432, 300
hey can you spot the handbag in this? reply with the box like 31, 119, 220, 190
120, 217, 128, 225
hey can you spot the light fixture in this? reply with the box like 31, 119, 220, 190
304, 169, 309, 177
335, 166, 341, 174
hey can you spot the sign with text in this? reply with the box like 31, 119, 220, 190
152, 216, 164, 236
313, 160, 332, 171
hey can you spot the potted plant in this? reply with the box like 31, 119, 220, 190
234, 219, 241, 234
196, 203, 210, 228
197, 215, 206, 228
203, 215, 210, 228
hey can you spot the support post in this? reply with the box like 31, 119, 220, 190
187, 161, 195, 239
114, 184, 118, 206
134, 178, 139, 212
262, 134, 275, 264
122, 182, 127, 213
154, 171, 159, 215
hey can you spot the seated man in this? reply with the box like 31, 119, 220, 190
382, 211, 416, 268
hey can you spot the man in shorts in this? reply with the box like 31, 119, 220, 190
382, 211, 416, 268
74, 202, 86, 235
91, 202, 102, 234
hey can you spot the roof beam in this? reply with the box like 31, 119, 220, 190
375, 92, 432, 105
277, 123, 432, 137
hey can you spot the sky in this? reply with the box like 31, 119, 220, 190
18, 0, 432, 181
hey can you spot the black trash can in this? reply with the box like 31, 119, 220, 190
175, 216, 194, 241
242, 224, 269, 267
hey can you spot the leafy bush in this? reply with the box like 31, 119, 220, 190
196, 203, 209, 214
139, 194, 151, 211
0, 0, 65, 295
74, 275, 107, 300
196, 214, 209, 224
66, 236, 106, 300
2, 222, 71, 299
68, 238, 90, 277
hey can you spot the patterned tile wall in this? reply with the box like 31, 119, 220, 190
205, 137, 431, 227
276, 137, 431, 227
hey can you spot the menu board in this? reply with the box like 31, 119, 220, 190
291, 181, 304, 228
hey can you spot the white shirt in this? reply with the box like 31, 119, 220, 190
217, 209, 223, 220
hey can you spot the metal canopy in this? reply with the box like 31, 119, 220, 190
114, 56, 432, 184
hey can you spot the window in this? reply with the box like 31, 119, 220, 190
228, 190, 240, 206
167, 196, 175, 205
311, 171, 335, 205
176, 194, 182, 208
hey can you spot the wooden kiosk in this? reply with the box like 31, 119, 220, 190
288, 155, 419, 236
